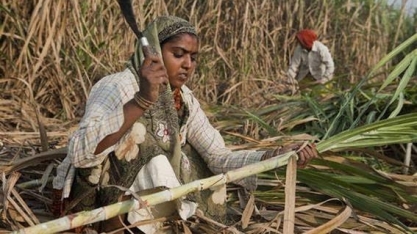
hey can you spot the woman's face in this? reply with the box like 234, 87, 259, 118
161, 33, 199, 89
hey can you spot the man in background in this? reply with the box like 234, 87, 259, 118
287, 29, 334, 88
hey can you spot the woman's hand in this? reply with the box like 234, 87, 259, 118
294, 143, 318, 168
137, 46, 169, 103
262, 142, 318, 168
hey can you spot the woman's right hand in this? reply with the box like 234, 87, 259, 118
137, 46, 169, 103
262, 142, 318, 168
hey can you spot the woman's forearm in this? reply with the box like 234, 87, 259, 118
94, 99, 146, 154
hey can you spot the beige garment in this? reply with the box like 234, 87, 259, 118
288, 41, 335, 84
127, 155, 197, 234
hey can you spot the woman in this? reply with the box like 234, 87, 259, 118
52, 16, 318, 233
287, 29, 335, 86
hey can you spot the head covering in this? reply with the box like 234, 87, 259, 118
157, 16, 197, 44
129, 16, 197, 72
296, 29, 317, 50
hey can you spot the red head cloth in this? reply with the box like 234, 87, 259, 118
296, 29, 317, 50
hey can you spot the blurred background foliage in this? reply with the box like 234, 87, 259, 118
1, 0, 416, 127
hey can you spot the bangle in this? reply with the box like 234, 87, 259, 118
133, 92, 155, 110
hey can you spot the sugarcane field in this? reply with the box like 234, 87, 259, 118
1, 0, 417, 233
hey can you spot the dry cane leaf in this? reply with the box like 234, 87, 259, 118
241, 194, 255, 229
304, 205, 352, 234
182, 221, 193, 234
283, 155, 297, 234
2, 172, 20, 214
2, 147, 67, 174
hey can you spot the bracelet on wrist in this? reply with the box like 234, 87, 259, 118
133, 92, 155, 110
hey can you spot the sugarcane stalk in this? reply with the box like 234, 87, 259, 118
13, 151, 296, 234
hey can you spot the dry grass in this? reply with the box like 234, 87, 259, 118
1, 0, 415, 143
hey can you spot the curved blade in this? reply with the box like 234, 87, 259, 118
117, 0, 143, 39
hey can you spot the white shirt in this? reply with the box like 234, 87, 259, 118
288, 41, 335, 83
